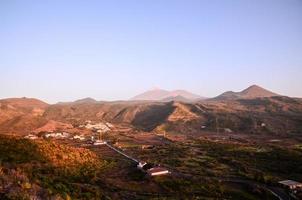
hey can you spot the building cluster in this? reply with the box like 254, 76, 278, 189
73, 135, 86, 141
137, 161, 170, 177
80, 121, 114, 133
23, 120, 169, 178
45, 132, 70, 139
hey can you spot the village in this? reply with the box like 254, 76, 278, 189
24, 120, 170, 178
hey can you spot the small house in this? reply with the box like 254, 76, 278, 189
141, 145, 155, 150
279, 180, 302, 190
147, 167, 169, 176
93, 140, 106, 145
24, 134, 38, 140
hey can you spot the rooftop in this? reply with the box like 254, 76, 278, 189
278, 180, 302, 186
147, 167, 169, 174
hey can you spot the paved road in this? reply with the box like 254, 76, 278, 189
221, 177, 290, 200
104, 142, 139, 164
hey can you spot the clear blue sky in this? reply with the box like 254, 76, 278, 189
1, 0, 301, 103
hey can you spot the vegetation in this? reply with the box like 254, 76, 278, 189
0, 135, 110, 199
134, 138, 302, 199
1, 134, 285, 199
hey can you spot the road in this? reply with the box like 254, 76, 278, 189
104, 142, 139, 164
221, 177, 290, 200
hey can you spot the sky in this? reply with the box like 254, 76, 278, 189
0, 0, 301, 103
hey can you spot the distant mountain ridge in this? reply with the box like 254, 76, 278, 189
131, 89, 170, 101
212, 85, 279, 100
74, 97, 97, 104
131, 88, 202, 101
0, 87, 301, 136
161, 95, 192, 102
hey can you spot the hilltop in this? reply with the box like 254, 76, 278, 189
212, 85, 279, 101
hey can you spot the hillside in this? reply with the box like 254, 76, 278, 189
0, 135, 108, 199
196, 96, 302, 134
0, 98, 49, 135
0, 97, 48, 109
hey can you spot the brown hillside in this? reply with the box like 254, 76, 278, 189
0, 98, 49, 134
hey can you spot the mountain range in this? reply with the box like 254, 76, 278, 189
0, 90, 301, 136
131, 85, 280, 102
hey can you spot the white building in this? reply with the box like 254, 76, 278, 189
45, 132, 70, 139
85, 122, 111, 133
279, 180, 302, 190
147, 167, 169, 176
24, 134, 38, 140
73, 135, 86, 141
93, 140, 107, 145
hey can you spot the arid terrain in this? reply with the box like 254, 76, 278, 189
1, 85, 302, 199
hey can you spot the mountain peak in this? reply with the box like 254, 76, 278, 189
131, 89, 202, 101
213, 85, 279, 100
74, 97, 97, 104
247, 84, 261, 89
243, 84, 265, 92
241, 85, 278, 97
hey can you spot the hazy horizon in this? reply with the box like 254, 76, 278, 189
1, 0, 301, 103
